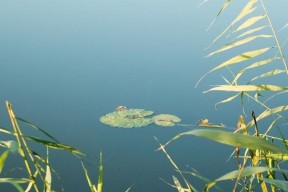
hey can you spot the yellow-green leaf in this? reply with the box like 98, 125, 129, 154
207, 35, 272, 57
210, 47, 271, 73
205, 84, 288, 92
235, 15, 266, 32
248, 105, 288, 126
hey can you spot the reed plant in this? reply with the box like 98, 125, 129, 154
0, 101, 105, 192
159, 0, 288, 191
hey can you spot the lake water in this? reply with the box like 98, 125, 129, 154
0, 1, 287, 191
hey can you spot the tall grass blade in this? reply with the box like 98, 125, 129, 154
205, 84, 288, 92
97, 152, 103, 192
235, 15, 266, 32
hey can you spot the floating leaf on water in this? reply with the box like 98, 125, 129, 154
99, 108, 154, 128
152, 114, 181, 127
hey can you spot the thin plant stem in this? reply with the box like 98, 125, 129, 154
260, 0, 288, 74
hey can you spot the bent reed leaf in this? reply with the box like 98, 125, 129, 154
207, 35, 272, 57
234, 15, 266, 32
209, 47, 271, 73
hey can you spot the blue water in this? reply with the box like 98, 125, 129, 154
0, 1, 287, 191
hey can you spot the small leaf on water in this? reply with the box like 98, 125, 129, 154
152, 114, 181, 127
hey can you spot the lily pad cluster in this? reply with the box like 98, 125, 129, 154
99, 107, 181, 128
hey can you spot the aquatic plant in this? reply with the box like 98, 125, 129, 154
159, 0, 288, 191
99, 107, 182, 128
0, 102, 85, 191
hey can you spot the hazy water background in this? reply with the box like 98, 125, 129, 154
0, 1, 287, 191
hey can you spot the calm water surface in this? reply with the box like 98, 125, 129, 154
0, 1, 287, 191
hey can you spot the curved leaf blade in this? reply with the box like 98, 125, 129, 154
181, 129, 287, 154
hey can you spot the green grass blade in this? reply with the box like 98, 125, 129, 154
97, 152, 103, 192
16, 117, 60, 143
207, 35, 272, 57
235, 15, 266, 32
205, 84, 288, 92
164, 129, 287, 154
0, 150, 10, 173
24, 136, 85, 156
81, 161, 97, 192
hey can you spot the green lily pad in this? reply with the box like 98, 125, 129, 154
152, 114, 181, 127
99, 108, 154, 128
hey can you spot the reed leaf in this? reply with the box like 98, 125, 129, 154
248, 105, 288, 126
97, 152, 103, 192
210, 47, 271, 72
259, 178, 288, 191
214, 93, 240, 108
205, 84, 288, 92
234, 15, 266, 32
24, 136, 85, 156
250, 69, 286, 82
206, 0, 257, 48
81, 161, 97, 192
161, 129, 287, 154
197, 48, 272, 87
235, 26, 268, 39
207, 35, 272, 57
232, 58, 277, 84
44, 148, 52, 192
207, 0, 231, 31
0, 178, 32, 192
206, 166, 288, 190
